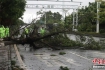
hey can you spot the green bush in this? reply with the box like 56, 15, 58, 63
100, 29, 105, 33
40, 31, 102, 50
59, 52, 66, 55
59, 66, 70, 70
84, 37, 102, 50
50, 54, 57, 56
11, 60, 16, 66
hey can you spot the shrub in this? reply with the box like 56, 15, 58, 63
59, 66, 70, 70
59, 52, 66, 55
84, 37, 102, 50
50, 54, 57, 56
11, 60, 16, 66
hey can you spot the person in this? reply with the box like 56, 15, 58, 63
25, 28, 29, 37
40, 27, 45, 36
0, 27, 2, 38
1, 26, 5, 38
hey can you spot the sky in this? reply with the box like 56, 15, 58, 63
22, 0, 95, 23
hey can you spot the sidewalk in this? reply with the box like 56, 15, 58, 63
0, 39, 8, 70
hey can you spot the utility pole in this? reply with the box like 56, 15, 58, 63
96, 0, 102, 33
72, 9, 78, 31
44, 9, 46, 28
96, 2, 100, 33
72, 9, 75, 31
76, 9, 78, 27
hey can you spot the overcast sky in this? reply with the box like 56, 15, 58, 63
23, 0, 95, 23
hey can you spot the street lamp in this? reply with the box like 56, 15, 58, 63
42, 7, 46, 28
72, 9, 75, 31
62, 9, 69, 24
95, 0, 104, 33
44, 9, 46, 28
72, 8, 79, 31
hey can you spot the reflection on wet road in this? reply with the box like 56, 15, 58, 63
18, 44, 105, 70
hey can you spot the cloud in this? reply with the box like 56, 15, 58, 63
22, 14, 36, 23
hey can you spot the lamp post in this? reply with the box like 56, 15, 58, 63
44, 9, 46, 28
62, 9, 69, 25
95, 0, 104, 33
72, 9, 75, 31
37, 7, 46, 28
76, 8, 78, 27
96, 1, 101, 33
72, 9, 78, 31
42, 7, 46, 28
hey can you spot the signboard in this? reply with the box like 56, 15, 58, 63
26, 4, 78, 9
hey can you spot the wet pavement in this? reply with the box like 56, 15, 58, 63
17, 44, 105, 70
0, 44, 8, 70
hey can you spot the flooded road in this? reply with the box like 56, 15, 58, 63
17, 44, 105, 70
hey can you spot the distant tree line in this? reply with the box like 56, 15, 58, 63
65, 2, 105, 33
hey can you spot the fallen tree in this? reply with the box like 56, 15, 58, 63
2, 19, 105, 50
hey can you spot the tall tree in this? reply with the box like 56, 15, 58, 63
0, 0, 26, 26
99, 1, 105, 33
37, 11, 62, 24
65, 1, 105, 33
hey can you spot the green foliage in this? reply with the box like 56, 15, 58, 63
89, 68, 92, 70
11, 60, 24, 70
0, 0, 26, 26
98, 39, 105, 49
36, 11, 62, 24
11, 60, 16, 66
84, 37, 102, 50
50, 54, 57, 56
33, 53, 43, 55
44, 33, 83, 49
59, 66, 70, 70
59, 52, 66, 55
9, 19, 25, 36
65, 2, 105, 33
79, 36, 86, 42
78, 23, 93, 32
60, 35, 83, 48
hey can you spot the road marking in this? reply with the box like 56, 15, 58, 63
35, 55, 53, 67
69, 51, 91, 61
60, 56, 82, 66
35, 52, 82, 67
66, 58, 81, 66
35, 53, 66, 67
51, 60, 66, 66
42, 60, 53, 67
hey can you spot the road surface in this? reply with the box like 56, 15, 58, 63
17, 44, 105, 70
